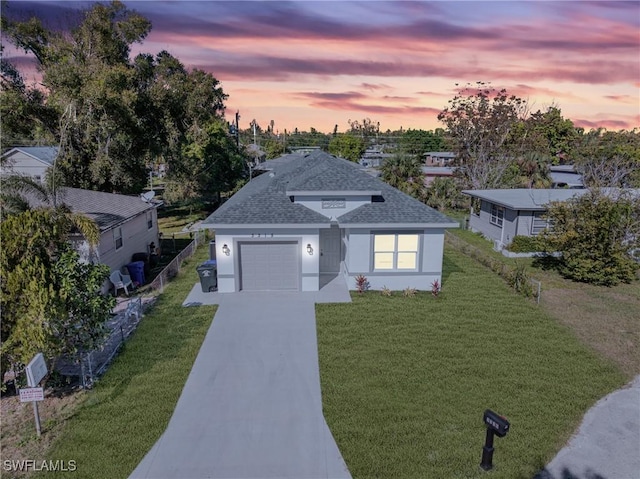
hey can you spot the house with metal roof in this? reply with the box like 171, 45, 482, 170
1, 147, 59, 182
549, 165, 584, 189
461, 188, 639, 250
202, 151, 458, 292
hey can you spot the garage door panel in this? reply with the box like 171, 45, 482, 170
239, 242, 299, 291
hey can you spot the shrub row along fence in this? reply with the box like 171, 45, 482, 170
55, 230, 206, 387
445, 232, 541, 303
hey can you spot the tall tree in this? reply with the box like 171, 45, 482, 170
525, 106, 578, 162
163, 119, 246, 205
399, 129, 449, 159
572, 129, 640, 188
348, 117, 380, 142
4, 0, 152, 193
4, 1, 234, 198
0, 45, 57, 145
328, 134, 365, 162
438, 82, 530, 189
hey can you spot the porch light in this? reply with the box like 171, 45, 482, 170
306, 243, 313, 255
222, 244, 230, 256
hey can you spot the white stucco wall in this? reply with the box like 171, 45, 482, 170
213, 227, 321, 292
343, 227, 445, 291
294, 195, 371, 219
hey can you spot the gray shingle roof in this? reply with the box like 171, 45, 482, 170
338, 181, 457, 226
204, 151, 458, 227
2, 147, 59, 165
25, 187, 154, 231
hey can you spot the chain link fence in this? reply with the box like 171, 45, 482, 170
147, 230, 206, 293
54, 230, 207, 387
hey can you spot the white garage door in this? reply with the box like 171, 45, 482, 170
239, 242, 299, 291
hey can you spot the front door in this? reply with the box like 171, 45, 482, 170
320, 225, 341, 273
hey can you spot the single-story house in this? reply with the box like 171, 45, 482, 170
424, 152, 456, 167
26, 187, 161, 291
549, 165, 583, 189
461, 188, 640, 249
359, 146, 393, 168
202, 151, 458, 292
1, 147, 58, 182
422, 166, 455, 186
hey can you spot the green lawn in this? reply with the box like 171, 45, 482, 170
317, 246, 624, 479
41, 247, 215, 478
157, 202, 210, 234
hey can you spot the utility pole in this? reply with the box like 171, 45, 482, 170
235, 110, 240, 147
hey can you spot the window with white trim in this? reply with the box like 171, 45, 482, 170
490, 204, 504, 227
114, 227, 123, 250
146, 210, 153, 229
374, 234, 419, 270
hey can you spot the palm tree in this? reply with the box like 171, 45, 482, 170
380, 154, 425, 199
515, 152, 552, 189
0, 170, 100, 246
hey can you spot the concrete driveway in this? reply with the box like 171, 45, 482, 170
536, 375, 640, 479
130, 292, 351, 479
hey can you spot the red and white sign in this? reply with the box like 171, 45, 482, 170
19, 387, 44, 403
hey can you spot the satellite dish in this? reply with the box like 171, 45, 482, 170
141, 191, 156, 202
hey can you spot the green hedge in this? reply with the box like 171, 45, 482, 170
507, 235, 543, 253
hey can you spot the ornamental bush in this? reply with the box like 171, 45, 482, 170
539, 190, 639, 286
507, 235, 544, 253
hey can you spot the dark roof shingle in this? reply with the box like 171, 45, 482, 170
204, 151, 457, 227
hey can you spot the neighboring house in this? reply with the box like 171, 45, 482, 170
1, 147, 58, 182
549, 164, 584, 189
26, 187, 161, 290
424, 152, 456, 166
422, 166, 455, 186
461, 188, 640, 249
359, 146, 392, 168
202, 151, 458, 292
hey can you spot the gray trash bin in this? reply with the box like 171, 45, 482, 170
196, 260, 217, 292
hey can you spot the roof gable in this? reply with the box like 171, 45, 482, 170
2, 147, 59, 166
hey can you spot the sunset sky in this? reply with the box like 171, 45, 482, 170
4, 0, 640, 134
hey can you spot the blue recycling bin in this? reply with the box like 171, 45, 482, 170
126, 261, 146, 286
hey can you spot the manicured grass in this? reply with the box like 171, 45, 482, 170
157, 203, 210, 234
448, 228, 640, 379
316, 247, 624, 479
40, 247, 215, 479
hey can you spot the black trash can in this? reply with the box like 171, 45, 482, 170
196, 260, 217, 292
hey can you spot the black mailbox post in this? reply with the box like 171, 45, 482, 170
480, 409, 510, 471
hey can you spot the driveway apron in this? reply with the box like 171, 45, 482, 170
130, 292, 351, 479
